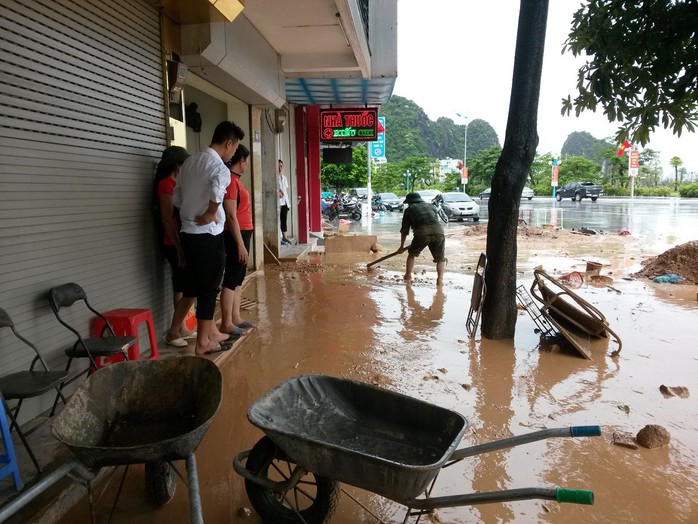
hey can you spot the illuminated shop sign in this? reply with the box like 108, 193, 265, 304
320, 108, 378, 141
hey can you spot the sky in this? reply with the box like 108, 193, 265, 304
393, 0, 697, 179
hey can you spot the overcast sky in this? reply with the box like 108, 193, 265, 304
393, 0, 697, 178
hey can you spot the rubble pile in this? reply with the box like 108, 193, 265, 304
633, 240, 698, 284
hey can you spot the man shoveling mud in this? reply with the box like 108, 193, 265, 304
398, 192, 447, 286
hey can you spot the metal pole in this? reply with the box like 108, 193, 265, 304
366, 143, 372, 228
463, 119, 468, 192
186, 453, 204, 524
0, 461, 94, 522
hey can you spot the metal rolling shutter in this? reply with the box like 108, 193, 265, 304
0, 0, 167, 405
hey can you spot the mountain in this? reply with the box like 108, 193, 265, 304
379, 95, 500, 162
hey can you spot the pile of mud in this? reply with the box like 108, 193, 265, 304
462, 223, 566, 239
266, 261, 329, 273
633, 240, 698, 284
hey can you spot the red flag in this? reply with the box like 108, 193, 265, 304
617, 140, 631, 156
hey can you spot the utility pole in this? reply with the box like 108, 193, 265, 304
456, 113, 468, 191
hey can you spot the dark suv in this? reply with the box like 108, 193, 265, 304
556, 181, 603, 202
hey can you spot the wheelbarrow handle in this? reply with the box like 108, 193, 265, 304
556, 488, 594, 505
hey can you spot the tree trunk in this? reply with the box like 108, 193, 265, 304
482, 0, 549, 339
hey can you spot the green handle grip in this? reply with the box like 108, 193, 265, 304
556, 488, 594, 505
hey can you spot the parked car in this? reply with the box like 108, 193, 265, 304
478, 187, 534, 200
434, 192, 480, 222
349, 187, 368, 200
378, 192, 404, 211
556, 181, 603, 202
414, 189, 442, 202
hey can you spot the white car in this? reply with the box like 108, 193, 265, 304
479, 186, 534, 200
435, 192, 480, 222
414, 189, 442, 202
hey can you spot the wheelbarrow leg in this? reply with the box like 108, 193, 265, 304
186, 452, 204, 524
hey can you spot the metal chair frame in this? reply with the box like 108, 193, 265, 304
48, 283, 134, 415
466, 253, 487, 337
0, 308, 68, 473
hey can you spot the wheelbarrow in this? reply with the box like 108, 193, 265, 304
52, 358, 222, 523
234, 375, 600, 523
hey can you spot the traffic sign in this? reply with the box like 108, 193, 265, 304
372, 117, 386, 159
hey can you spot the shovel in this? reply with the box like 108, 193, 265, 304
367, 245, 410, 270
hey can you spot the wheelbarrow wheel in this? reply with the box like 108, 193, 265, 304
245, 436, 339, 523
145, 461, 176, 506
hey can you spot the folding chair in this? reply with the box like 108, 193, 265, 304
48, 283, 135, 413
0, 308, 68, 473
466, 253, 487, 337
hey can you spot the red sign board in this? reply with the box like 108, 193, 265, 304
551, 165, 559, 187
629, 149, 640, 177
319, 108, 378, 141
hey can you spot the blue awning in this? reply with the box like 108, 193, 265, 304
285, 77, 396, 106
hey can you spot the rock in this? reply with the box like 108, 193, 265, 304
612, 432, 639, 450
636, 424, 670, 449
659, 385, 689, 398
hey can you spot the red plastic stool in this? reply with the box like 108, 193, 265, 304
93, 309, 160, 368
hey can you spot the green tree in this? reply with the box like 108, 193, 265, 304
320, 146, 370, 191
529, 152, 553, 188
670, 156, 684, 191
467, 146, 502, 188
557, 156, 600, 186
639, 149, 662, 187
563, 0, 698, 145
595, 146, 627, 187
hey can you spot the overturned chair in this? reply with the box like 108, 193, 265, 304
466, 253, 487, 337
0, 308, 68, 473
529, 269, 622, 359
48, 283, 135, 414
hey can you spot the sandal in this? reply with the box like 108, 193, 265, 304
166, 336, 188, 348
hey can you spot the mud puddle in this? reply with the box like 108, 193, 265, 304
59, 229, 698, 523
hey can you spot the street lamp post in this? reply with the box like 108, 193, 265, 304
456, 113, 468, 192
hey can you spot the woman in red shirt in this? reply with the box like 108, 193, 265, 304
155, 146, 195, 347
220, 144, 255, 335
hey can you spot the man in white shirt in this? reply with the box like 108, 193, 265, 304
166, 121, 245, 355
278, 159, 291, 245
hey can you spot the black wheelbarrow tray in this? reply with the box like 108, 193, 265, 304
52, 358, 222, 524
234, 375, 601, 523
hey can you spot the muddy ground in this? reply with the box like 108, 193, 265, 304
58, 225, 698, 523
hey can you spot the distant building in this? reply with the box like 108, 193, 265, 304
438, 158, 462, 182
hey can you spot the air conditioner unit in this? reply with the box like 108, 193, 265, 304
274, 109, 287, 134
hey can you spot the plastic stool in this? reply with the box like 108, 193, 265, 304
93, 309, 160, 367
1, 394, 23, 490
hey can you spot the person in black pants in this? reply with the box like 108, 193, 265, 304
278, 159, 291, 245
167, 121, 245, 355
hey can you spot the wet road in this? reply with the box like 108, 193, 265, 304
354, 197, 698, 252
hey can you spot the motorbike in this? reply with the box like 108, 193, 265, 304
432, 197, 449, 223
322, 195, 361, 221
371, 194, 386, 212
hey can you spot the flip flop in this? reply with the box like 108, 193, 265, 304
196, 344, 231, 356
166, 336, 188, 348
236, 320, 255, 329
222, 326, 244, 337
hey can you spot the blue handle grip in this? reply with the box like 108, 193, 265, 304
570, 425, 602, 437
